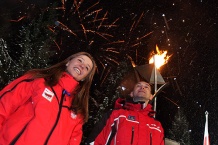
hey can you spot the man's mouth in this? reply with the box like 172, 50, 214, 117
139, 90, 145, 93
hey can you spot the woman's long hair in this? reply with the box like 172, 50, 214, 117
26, 52, 97, 122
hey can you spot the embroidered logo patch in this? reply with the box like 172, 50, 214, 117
71, 112, 77, 119
128, 115, 135, 121
42, 88, 54, 102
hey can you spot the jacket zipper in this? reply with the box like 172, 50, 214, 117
150, 132, 152, 145
44, 89, 65, 145
9, 121, 29, 145
131, 126, 134, 144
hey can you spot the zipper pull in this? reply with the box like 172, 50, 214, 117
63, 89, 71, 96
150, 132, 152, 145
131, 126, 134, 144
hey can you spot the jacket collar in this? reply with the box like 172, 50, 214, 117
58, 72, 79, 94
114, 98, 156, 117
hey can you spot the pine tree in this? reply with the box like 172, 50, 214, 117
0, 4, 59, 88
92, 60, 132, 122
168, 108, 191, 145
0, 38, 14, 88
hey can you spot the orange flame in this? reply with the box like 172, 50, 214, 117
149, 45, 171, 69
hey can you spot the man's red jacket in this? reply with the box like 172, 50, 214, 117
86, 98, 165, 145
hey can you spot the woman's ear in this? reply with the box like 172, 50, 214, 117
66, 62, 69, 66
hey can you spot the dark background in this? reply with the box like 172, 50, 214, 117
1, 0, 217, 144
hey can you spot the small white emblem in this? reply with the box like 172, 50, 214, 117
42, 88, 54, 102
71, 112, 77, 119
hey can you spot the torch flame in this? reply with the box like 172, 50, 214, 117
149, 45, 171, 69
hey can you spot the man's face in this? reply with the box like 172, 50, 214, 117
130, 81, 153, 101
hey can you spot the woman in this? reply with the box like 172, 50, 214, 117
0, 52, 97, 145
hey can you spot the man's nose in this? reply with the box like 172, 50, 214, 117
141, 86, 145, 89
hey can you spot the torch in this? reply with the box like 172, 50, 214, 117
149, 45, 170, 116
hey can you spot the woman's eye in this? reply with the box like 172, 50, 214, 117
78, 59, 82, 62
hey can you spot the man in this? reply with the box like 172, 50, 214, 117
85, 81, 165, 145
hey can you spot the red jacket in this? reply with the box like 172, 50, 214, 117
0, 72, 83, 145
86, 98, 164, 145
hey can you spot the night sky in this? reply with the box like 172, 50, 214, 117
1, 0, 218, 144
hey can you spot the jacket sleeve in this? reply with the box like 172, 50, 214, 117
159, 123, 165, 145
68, 119, 83, 145
0, 75, 33, 130
85, 110, 114, 145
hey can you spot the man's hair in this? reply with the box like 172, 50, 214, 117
119, 70, 154, 98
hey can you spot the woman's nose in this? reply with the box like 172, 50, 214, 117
80, 63, 86, 70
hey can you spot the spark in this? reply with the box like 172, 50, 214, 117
105, 40, 125, 45
73, 0, 82, 13
162, 14, 170, 30
81, 1, 100, 15
55, 21, 77, 36
163, 96, 180, 107
97, 11, 108, 29
84, 30, 113, 41
100, 67, 111, 86
88, 40, 94, 46
99, 62, 106, 80
105, 56, 119, 65
83, 9, 102, 20
105, 18, 119, 30
127, 55, 136, 67
47, 25, 55, 33
130, 42, 141, 48
53, 7, 65, 10
48, 0, 121, 84
53, 40, 61, 50
120, 11, 154, 66
134, 31, 153, 42
96, 58, 106, 69
89, 96, 99, 107
130, 12, 144, 32
10, 16, 26, 22
80, 24, 87, 39
105, 48, 119, 54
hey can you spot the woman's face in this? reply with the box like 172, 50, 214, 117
66, 55, 93, 81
